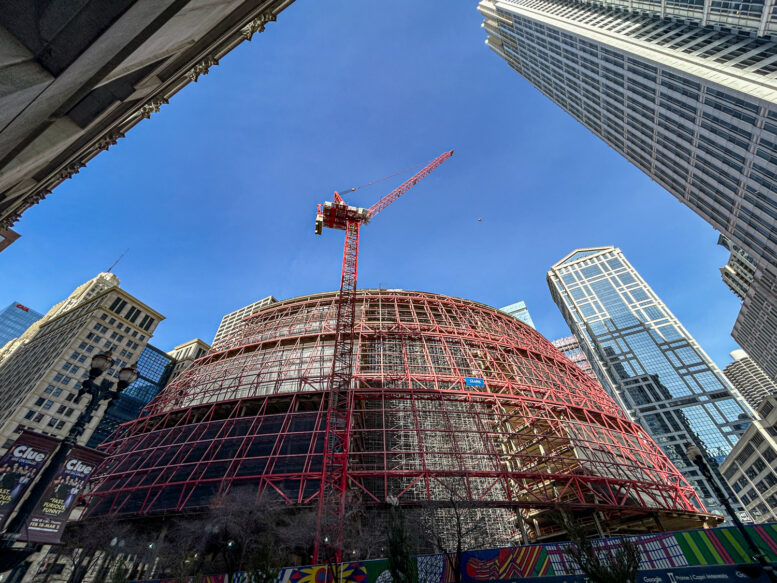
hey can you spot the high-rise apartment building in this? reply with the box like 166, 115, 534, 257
0, 2, 296, 247
718, 238, 777, 382
479, 0, 777, 268
88, 344, 174, 447
724, 349, 777, 410
167, 338, 211, 382
548, 246, 753, 516
551, 335, 596, 378
499, 300, 536, 329
0, 273, 163, 453
720, 397, 777, 523
0, 301, 43, 347
732, 263, 777, 380
479, 0, 777, 383
212, 295, 277, 346
718, 236, 756, 301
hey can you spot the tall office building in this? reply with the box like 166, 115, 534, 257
552, 335, 596, 378
0, 273, 120, 367
88, 344, 174, 447
479, 0, 777, 382
0, 273, 163, 453
167, 338, 211, 382
724, 349, 777, 410
479, 0, 777, 267
718, 236, 756, 301
0, 301, 43, 347
548, 246, 753, 517
499, 300, 536, 329
212, 295, 277, 346
718, 238, 777, 382
720, 397, 777, 523
732, 262, 777, 380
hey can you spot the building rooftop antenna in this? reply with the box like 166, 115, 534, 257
107, 248, 129, 273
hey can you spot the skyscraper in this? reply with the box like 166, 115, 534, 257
723, 349, 777, 410
0, 273, 163, 453
500, 300, 536, 329
718, 236, 756, 301
212, 295, 277, 346
720, 397, 777, 523
479, 0, 777, 381
0, 301, 43, 347
718, 238, 777, 382
479, 0, 777, 268
548, 246, 753, 516
731, 262, 777, 381
167, 338, 211, 382
0, 273, 121, 366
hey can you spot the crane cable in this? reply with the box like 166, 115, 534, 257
340, 158, 433, 195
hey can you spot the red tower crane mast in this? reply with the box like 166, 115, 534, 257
312, 149, 454, 563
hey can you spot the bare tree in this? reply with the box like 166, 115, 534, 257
559, 512, 641, 583
59, 517, 128, 583
417, 495, 489, 583
153, 517, 209, 582
205, 487, 316, 583
385, 497, 416, 583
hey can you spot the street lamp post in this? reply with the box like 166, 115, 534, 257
685, 444, 777, 582
0, 351, 138, 570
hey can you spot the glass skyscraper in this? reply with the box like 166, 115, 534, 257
479, 0, 777, 383
0, 301, 43, 347
548, 246, 753, 517
500, 300, 536, 329
88, 344, 174, 447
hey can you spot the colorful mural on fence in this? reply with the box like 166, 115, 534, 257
132, 524, 777, 583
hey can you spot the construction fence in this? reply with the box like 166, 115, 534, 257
129, 523, 777, 583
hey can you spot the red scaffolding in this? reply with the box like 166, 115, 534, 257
83, 291, 714, 551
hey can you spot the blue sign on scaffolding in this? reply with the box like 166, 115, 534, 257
464, 377, 485, 387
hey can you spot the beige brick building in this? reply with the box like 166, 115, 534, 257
721, 397, 777, 522
0, 273, 163, 453
167, 338, 211, 382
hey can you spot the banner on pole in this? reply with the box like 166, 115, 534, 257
0, 431, 59, 529
19, 445, 105, 544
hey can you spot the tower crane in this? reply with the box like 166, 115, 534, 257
312, 149, 454, 563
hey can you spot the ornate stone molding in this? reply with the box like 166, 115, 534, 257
27, 189, 51, 206
0, 213, 21, 230
241, 12, 277, 41
57, 162, 86, 182
139, 97, 169, 119
95, 131, 125, 152
186, 56, 219, 82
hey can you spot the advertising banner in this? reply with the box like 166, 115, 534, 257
19, 445, 105, 544
0, 431, 59, 528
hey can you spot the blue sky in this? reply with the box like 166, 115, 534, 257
0, 1, 742, 368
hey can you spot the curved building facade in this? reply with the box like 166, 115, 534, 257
84, 290, 711, 545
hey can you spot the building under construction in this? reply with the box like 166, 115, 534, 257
83, 288, 714, 554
